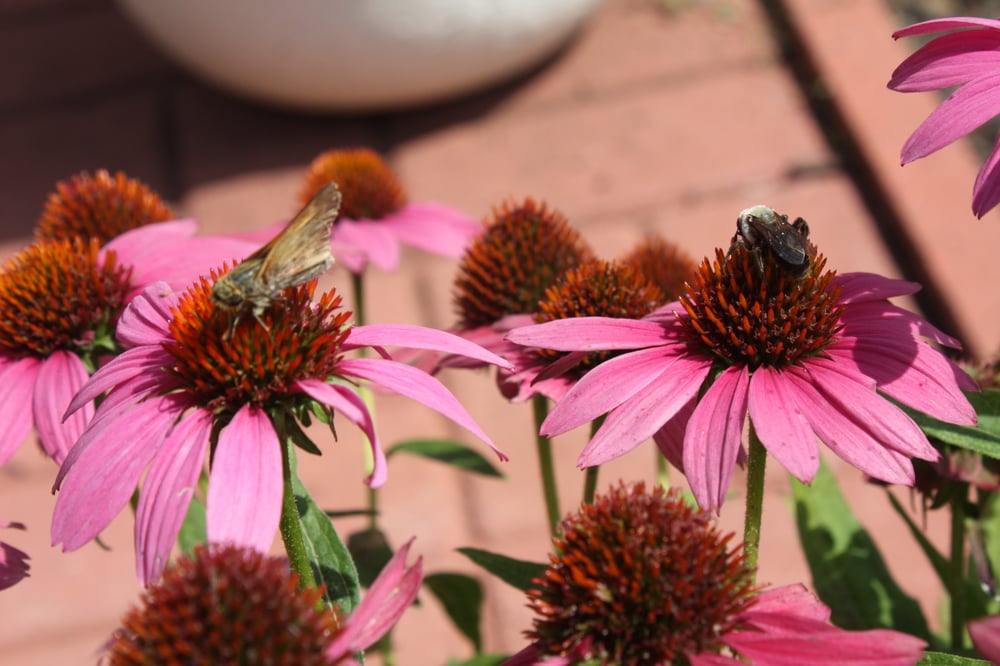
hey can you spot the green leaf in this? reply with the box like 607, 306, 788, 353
917, 651, 991, 666
289, 450, 360, 613
793, 459, 931, 639
387, 439, 504, 477
424, 572, 484, 653
458, 547, 546, 592
446, 655, 509, 666
176, 494, 206, 555
900, 391, 1000, 459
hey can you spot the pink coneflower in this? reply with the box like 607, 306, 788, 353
506, 482, 925, 665
889, 17, 1000, 217
295, 148, 480, 273
52, 276, 508, 584
0, 521, 29, 591
507, 216, 977, 509
0, 222, 257, 467
104, 539, 421, 665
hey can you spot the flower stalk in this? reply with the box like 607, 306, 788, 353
743, 422, 767, 578
533, 394, 561, 536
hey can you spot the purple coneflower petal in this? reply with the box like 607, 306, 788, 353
52, 396, 181, 550
506, 316, 671, 351
135, 408, 213, 585
334, 220, 400, 272
832, 273, 921, 303
805, 358, 937, 460
33, 351, 91, 465
900, 70, 1000, 163
969, 614, 1000, 663
206, 405, 282, 553
115, 281, 178, 347
338, 357, 508, 461
578, 357, 708, 468
748, 367, 819, 483
828, 341, 976, 424
893, 16, 1000, 39
328, 538, 423, 657
973, 136, 1000, 217
294, 378, 387, 487
838, 299, 963, 349
653, 399, 696, 472
63, 345, 175, 419
683, 366, 750, 510
746, 584, 830, 624
784, 368, 915, 485
0, 357, 40, 467
889, 30, 1000, 92
346, 324, 512, 370
542, 346, 695, 437
381, 202, 479, 258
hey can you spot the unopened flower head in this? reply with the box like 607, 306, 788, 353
453, 198, 595, 329
295, 147, 480, 272
53, 273, 507, 583
35, 169, 174, 243
507, 206, 977, 509
524, 482, 755, 664
621, 234, 697, 302
509, 482, 926, 666
104, 543, 343, 666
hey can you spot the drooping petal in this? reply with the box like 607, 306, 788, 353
63, 345, 174, 418
577, 356, 710, 467
346, 324, 512, 369
135, 408, 212, 585
893, 16, 1000, 40
52, 395, 182, 550
333, 219, 400, 272
973, 134, 1000, 217
115, 281, 179, 347
783, 368, 915, 485
506, 316, 674, 351
338, 357, 508, 461
0, 357, 40, 467
828, 340, 976, 424
101, 219, 198, 265
804, 357, 938, 461
683, 366, 750, 510
832, 273, 922, 304
748, 367, 819, 483
744, 584, 831, 624
542, 346, 703, 436
838, 299, 964, 349
889, 30, 1000, 92
33, 351, 92, 465
294, 378, 387, 487
206, 406, 282, 552
327, 538, 423, 657
126, 237, 259, 296
652, 398, 696, 472
969, 614, 1000, 664
380, 202, 479, 258
724, 624, 926, 666
900, 70, 1000, 163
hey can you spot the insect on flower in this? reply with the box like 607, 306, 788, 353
212, 181, 341, 328
728, 204, 812, 277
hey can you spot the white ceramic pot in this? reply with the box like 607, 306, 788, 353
117, 0, 604, 112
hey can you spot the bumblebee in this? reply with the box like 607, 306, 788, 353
729, 204, 811, 277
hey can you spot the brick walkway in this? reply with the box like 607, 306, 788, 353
0, 0, 990, 662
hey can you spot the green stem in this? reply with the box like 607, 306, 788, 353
743, 424, 767, 579
533, 394, 561, 536
949, 486, 968, 651
655, 450, 669, 489
278, 423, 316, 589
351, 270, 380, 531
582, 416, 605, 504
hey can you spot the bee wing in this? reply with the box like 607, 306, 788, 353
255, 182, 342, 289
746, 217, 808, 266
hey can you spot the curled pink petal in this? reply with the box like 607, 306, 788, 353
893, 16, 1000, 39
114, 281, 178, 347
973, 135, 1000, 217
346, 323, 512, 369
33, 351, 92, 465
206, 405, 282, 552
